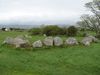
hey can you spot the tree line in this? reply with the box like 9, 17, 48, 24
29, 25, 78, 36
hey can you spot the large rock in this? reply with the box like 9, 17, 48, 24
81, 36, 98, 46
65, 37, 78, 45
3, 37, 29, 48
43, 37, 53, 46
32, 40, 43, 48
81, 37, 92, 46
13, 37, 29, 48
54, 37, 63, 46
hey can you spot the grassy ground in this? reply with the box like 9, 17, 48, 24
0, 31, 100, 75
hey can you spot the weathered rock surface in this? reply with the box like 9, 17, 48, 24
43, 37, 53, 46
33, 40, 43, 48
88, 36, 98, 43
81, 36, 98, 46
65, 37, 78, 45
3, 36, 29, 48
13, 37, 28, 48
54, 37, 63, 46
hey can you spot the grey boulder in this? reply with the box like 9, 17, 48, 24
43, 37, 53, 46
54, 37, 63, 46
65, 37, 78, 45
32, 40, 43, 48
81, 36, 98, 46
3, 37, 29, 48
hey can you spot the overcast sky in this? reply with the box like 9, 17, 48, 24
0, 0, 92, 25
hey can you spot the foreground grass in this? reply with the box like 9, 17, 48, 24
0, 31, 100, 75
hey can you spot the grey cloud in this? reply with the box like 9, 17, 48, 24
0, 0, 92, 25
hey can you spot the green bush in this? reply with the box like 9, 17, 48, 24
29, 28, 42, 35
67, 26, 78, 36
28, 25, 70, 36
42, 25, 63, 36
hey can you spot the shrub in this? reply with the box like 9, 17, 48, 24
28, 25, 68, 36
67, 26, 78, 36
29, 28, 42, 35
42, 25, 62, 36
59, 27, 67, 35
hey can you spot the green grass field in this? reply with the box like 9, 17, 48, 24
0, 31, 100, 75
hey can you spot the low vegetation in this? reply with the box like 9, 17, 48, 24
0, 31, 100, 75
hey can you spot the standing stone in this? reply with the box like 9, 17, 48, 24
81, 36, 98, 46
13, 37, 29, 48
54, 37, 63, 46
32, 40, 43, 48
83, 41, 90, 46
3, 37, 29, 48
43, 37, 53, 46
65, 37, 78, 45
81, 37, 92, 46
